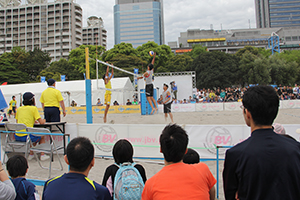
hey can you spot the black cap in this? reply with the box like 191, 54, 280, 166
23, 92, 35, 101
163, 83, 169, 88
47, 79, 56, 86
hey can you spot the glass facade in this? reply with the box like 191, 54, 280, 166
114, 0, 164, 48
256, 0, 300, 28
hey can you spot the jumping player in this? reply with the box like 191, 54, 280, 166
161, 83, 173, 123
103, 64, 114, 123
137, 52, 157, 115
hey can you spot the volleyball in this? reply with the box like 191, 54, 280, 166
149, 51, 154, 56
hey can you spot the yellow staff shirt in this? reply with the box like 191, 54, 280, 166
9, 100, 17, 107
15, 106, 41, 137
40, 87, 64, 108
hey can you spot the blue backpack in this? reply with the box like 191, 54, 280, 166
113, 162, 144, 200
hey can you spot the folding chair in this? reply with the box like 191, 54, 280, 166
26, 127, 63, 178
3, 123, 29, 163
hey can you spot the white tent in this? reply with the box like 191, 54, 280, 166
0, 77, 135, 108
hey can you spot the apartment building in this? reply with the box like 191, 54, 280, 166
0, 0, 83, 61
82, 16, 107, 48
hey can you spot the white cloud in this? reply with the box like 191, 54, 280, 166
76, 0, 256, 49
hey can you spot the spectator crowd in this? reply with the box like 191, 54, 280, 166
158, 84, 300, 105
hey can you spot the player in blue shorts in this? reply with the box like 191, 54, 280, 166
42, 137, 111, 200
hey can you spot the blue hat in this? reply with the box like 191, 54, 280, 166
47, 79, 56, 86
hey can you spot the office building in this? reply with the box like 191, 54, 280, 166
170, 26, 300, 54
255, 0, 300, 28
82, 16, 107, 48
114, 0, 164, 48
0, 0, 82, 61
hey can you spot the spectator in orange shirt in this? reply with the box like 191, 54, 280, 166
142, 124, 216, 200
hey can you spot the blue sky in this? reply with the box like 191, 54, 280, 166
77, 0, 257, 49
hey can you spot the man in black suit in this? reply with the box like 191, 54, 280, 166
223, 85, 300, 200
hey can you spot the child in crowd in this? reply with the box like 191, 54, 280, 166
102, 139, 147, 197
15, 92, 49, 161
183, 148, 200, 164
6, 155, 39, 200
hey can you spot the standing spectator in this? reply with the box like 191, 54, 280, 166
8, 96, 17, 118
161, 83, 173, 123
170, 81, 178, 100
223, 85, 300, 200
40, 79, 66, 122
102, 139, 146, 197
142, 124, 216, 200
42, 137, 111, 200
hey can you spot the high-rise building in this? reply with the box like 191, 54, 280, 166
82, 16, 107, 49
114, 0, 164, 48
0, 0, 82, 61
255, 0, 300, 28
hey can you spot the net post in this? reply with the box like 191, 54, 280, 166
216, 145, 219, 199
85, 47, 92, 124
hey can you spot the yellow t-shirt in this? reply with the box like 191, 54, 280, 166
40, 87, 64, 108
105, 80, 112, 95
9, 100, 17, 107
15, 106, 41, 137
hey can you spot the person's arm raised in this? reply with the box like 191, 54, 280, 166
151, 52, 156, 65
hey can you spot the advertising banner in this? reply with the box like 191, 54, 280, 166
38, 105, 141, 115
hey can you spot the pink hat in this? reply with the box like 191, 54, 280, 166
273, 123, 286, 135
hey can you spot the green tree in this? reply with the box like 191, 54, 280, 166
24, 47, 51, 82
236, 46, 260, 58
165, 54, 193, 72
186, 44, 207, 59
239, 52, 271, 85
136, 41, 173, 72
38, 58, 82, 81
69, 45, 106, 79
0, 52, 28, 84
190, 51, 239, 89
101, 43, 137, 61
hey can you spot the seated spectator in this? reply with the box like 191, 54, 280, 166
157, 95, 163, 105
187, 96, 194, 103
132, 99, 138, 105
179, 100, 183, 104
183, 148, 200, 164
126, 99, 132, 105
71, 100, 77, 107
183, 99, 188, 104
16, 92, 49, 161
42, 137, 111, 200
96, 98, 103, 106
172, 98, 180, 104
142, 124, 216, 199
102, 139, 147, 197
209, 90, 216, 100
7, 155, 39, 200
113, 100, 119, 106
0, 160, 16, 200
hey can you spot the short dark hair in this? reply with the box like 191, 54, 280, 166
183, 148, 200, 164
6, 155, 28, 178
160, 124, 188, 163
102, 74, 106, 80
66, 137, 94, 172
113, 139, 133, 165
148, 64, 154, 70
23, 98, 35, 106
242, 85, 279, 126
12, 96, 15, 99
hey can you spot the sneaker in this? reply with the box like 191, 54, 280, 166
40, 154, 50, 161
28, 154, 35, 161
